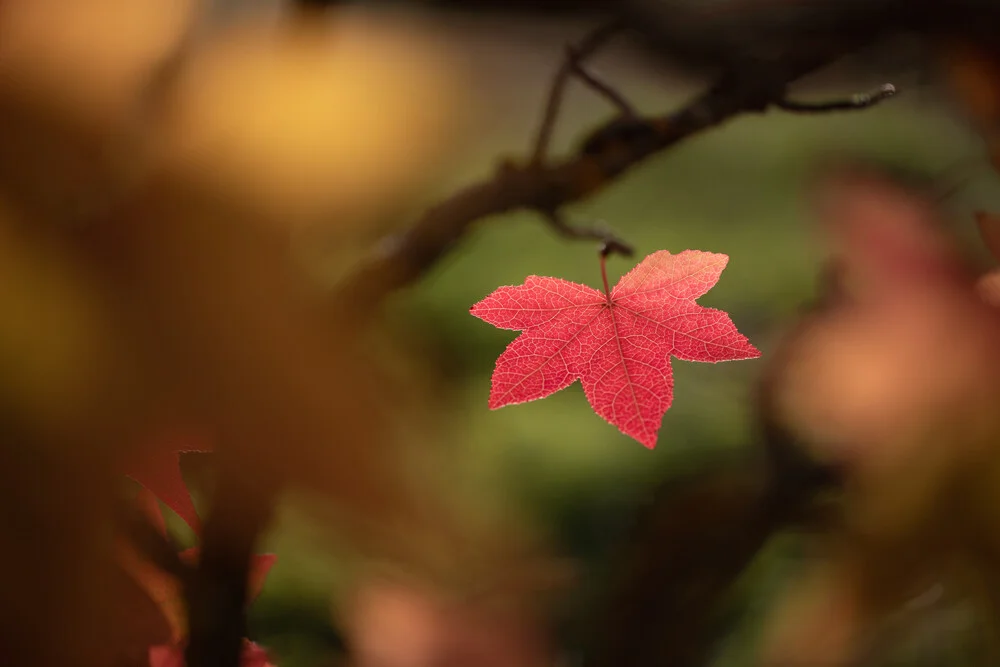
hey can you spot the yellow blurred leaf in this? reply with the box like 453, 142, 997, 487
155, 12, 466, 229
0, 0, 198, 224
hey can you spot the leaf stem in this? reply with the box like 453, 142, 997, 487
599, 250, 612, 301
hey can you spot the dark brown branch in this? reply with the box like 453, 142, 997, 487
579, 450, 840, 667
546, 211, 634, 257
185, 468, 278, 667
532, 21, 623, 165
336, 46, 876, 313
583, 460, 776, 667
565, 46, 638, 118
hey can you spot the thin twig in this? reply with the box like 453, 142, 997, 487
545, 211, 635, 257
337, 47, 873, 315
776, 83, 897, 114
565, 46, 638, 118
531, 21, 624, 166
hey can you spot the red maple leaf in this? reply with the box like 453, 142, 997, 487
123, 430, 213, 533
471, 250, 761, 448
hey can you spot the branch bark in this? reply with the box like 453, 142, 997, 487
185, 468, 278, 667
335, 29, 877, 312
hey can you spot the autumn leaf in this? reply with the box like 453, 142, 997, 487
470, 250, 761, 448
124, 433, 212, 533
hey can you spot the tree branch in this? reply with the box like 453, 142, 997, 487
532, 21, 624, 165
335, 29, 884, 312
185, 468, 278, 667
547, 211, 634, 257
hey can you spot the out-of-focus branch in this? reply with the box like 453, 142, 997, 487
581, 460, 777, 667
580, 259, 848, 667
336, 25, 890, 311
531, 20, 623, 165
185, 468, 278, 667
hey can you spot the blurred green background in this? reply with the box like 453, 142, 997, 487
232, 12, 1000, 665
